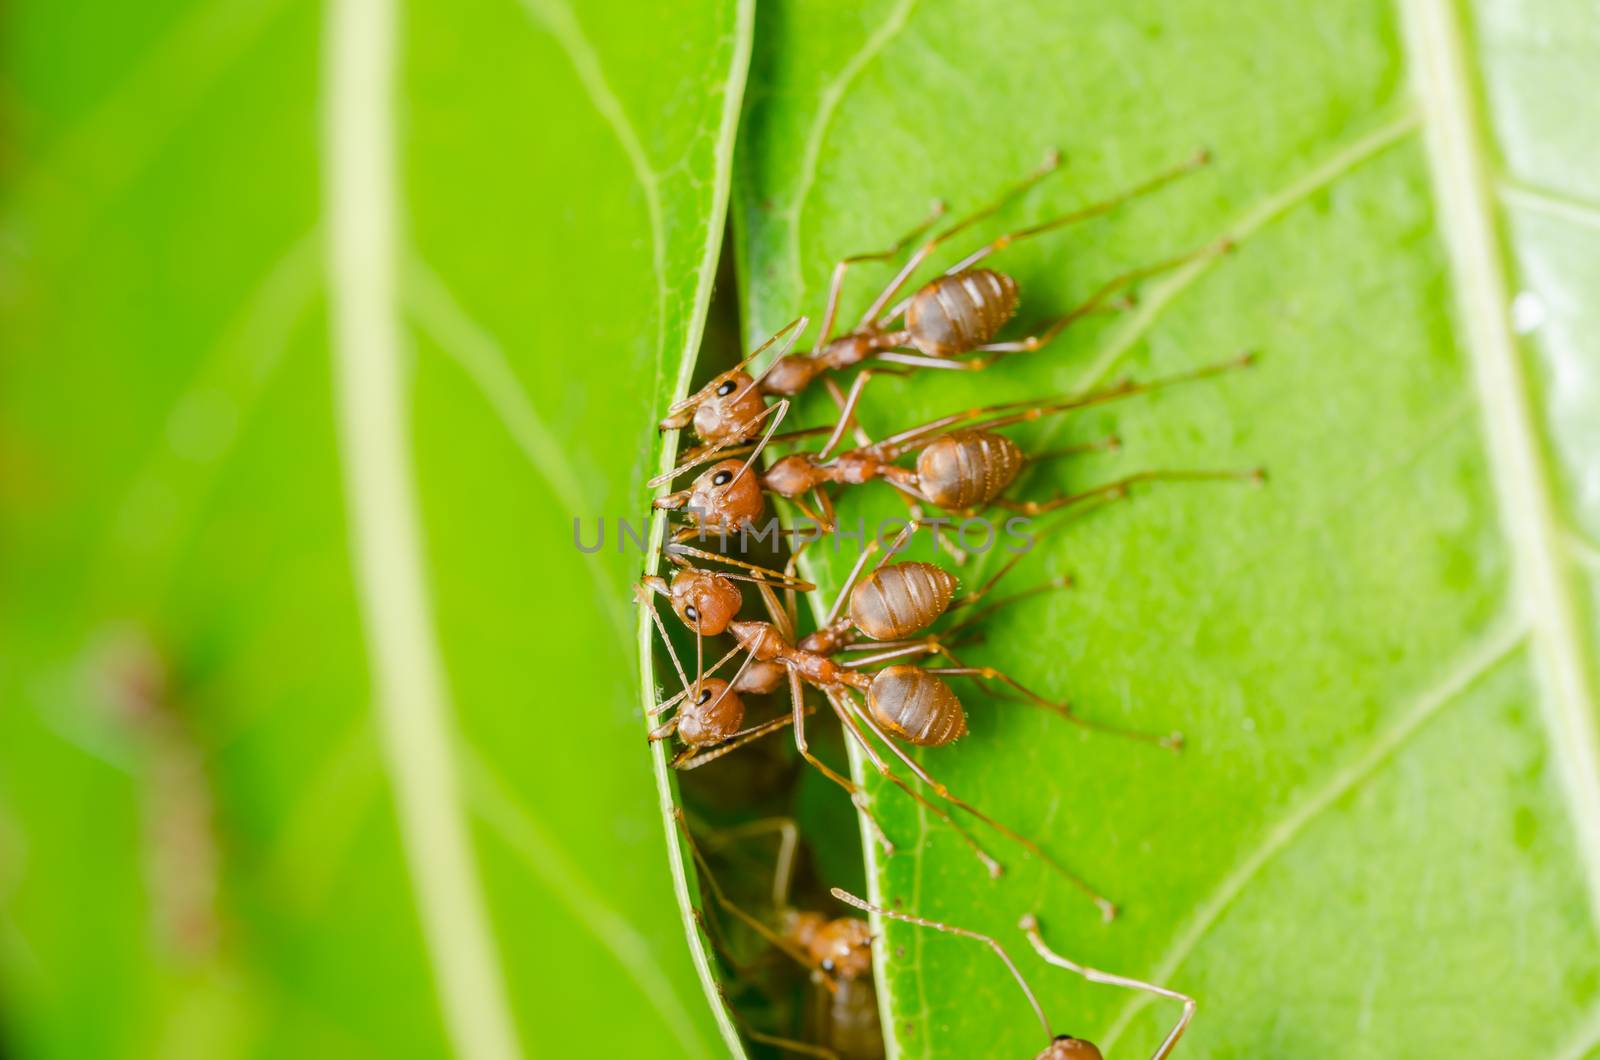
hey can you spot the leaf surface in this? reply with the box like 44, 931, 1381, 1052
0, 0, 750, 1055
734, 1, 1600, 1055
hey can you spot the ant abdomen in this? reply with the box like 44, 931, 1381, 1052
916, 429, 1025, 510
868, 665, 967, 747
817, 977, 884, 1060
676, 679, 744, 746
851, 562, 958, 640
905, 268, 1019, 356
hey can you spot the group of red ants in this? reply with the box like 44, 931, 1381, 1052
637, 148, 1263, 1059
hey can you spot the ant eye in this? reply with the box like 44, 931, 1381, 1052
711, 470, 733, 487
715, 379, 737, 397
684, 604, 699, 621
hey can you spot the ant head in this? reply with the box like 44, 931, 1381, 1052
693, 371, 766, 444
782, 909, 828, 948
676, 679, 744, 746
1036, 1037, 1103, 1060
683, 459, 766, 530
669, 569, 741, 635
808, 917, 873, 980
660, 370, 766, 445
762, 453, 820, 500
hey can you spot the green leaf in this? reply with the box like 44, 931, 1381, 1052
1, 0, 749, 1056
734, 0, 1600, 1056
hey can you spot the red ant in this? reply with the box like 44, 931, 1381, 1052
661, 149, 1216, 456
655, 354, 1260, 537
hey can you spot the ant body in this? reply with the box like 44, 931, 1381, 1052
663, 150, 1216, 456
656, 355, 1259, 535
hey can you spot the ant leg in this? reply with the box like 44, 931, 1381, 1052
870, 350, 990, 372
967, 240, 1232, 365
671, 712, 802, 769
815, 200, 947, 349
937, 485, 1117, 630
1028, 433, 1122, 464
674, 809, 825, 977
835, 689, 1115, 919
922, 641, 1182, 750
934, 148, 1211, 280
993, 467, 1266, 519
636, 582, 695, 702
832, 888, 1055, 1045
727, 1005, 843, 1059
823, 376, 878, 449
695, 906, 762, 978
819, 370, 875, 460
715, 980, 843, 1060
797, 488, 839, 535
835, 640, 945, 669
1022, 914, 1196, 1060
700, 816, 800, 910
649, 642, 746, 719
786, 671, 895, 856
942, 577, 1075, 639
860, 149, 1065, 327
880, 351, 1258, 458
663, 544, 816, 592
820, 399, 967, 562
823, 689, 1002, 878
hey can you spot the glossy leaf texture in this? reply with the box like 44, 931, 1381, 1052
0, 0, 750, 1056
734, 0, 1600, 1056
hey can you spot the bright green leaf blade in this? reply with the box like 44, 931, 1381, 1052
0, 0, 749, 1056
735, 1, 1600, 1056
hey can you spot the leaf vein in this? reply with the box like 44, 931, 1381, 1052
1072, 111, 1422, 391
404, 260, 633, 645
515, 0, 670, 404
1099, 619, 1528, 1052
785, 0, 921, 282
466, 753, 715, 1060
1500, 182, 1600, 233
322, 1, 521, 1055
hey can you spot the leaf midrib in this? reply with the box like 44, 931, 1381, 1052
1400, 0, 1600, 930
321, 0, 522, 1056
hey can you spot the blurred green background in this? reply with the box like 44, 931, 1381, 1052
4, 0, 1600, 1058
